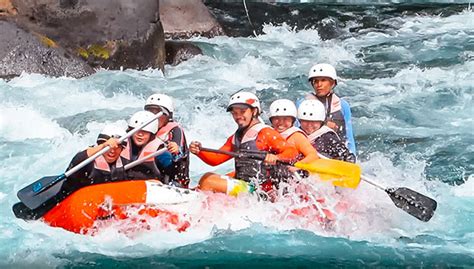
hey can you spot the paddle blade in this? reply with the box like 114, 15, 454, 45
386, 187, 437, 222
17, 175, 65, 210
294, 159, 361, 188
12, 202, 48, 220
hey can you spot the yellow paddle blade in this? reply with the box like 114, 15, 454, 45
294, 159, 361, 189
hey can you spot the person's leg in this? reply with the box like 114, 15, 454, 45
198, 172, 229, 193
198, 172, 253, 196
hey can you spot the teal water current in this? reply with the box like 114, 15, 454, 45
0, 3, 473, 268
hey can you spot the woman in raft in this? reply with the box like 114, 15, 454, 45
297, 99, 356, 163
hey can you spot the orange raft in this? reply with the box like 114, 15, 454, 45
43, 180, 196, 234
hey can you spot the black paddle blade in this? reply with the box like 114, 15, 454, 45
17, 175, 64, 210
386, 187, 437, 222
12, 202, 43, 220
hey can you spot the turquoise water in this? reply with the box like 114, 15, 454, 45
1, 3, 473, 268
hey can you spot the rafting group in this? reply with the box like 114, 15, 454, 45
14, 63, 437, 234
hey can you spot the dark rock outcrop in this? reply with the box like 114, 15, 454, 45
160, 0, 224, 39
10, 0, 165, 71
165, 41, 202, 66
0, 20, 94, 79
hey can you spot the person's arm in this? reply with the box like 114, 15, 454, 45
155, 151, 173, 168
340, 99, 357, 155
167, 127, 187, 160
85, 138, 120, 157
257, 128, 299, 162
289, 132, 319, 163
195, 136, 234, 166
65, 150, 92, 180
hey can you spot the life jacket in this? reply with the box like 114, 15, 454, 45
307, 125, 339, 144
280, 126, 306, 163
156, 122, 190, 187
279, 126, 305, 140
232, 123, 285, 186
120, 138, 164, 180
89, 155, 127, 184
307, 125, 355, 161
305, 93, 346, 141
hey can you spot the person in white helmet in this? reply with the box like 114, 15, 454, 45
144, 93, 190, 187
298, 100, 355, 163
189, 91, 299, 197
304, 63, 356, 157
120, 111, 173, 181
269, 99, 319, 166
66, 124, 129, 188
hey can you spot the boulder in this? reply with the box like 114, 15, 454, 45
160, 0, 224, 39
10, 0, 165, 71
165, 41, 202, 66
0, 20, 94, 79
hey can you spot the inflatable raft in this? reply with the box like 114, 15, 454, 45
41, 180, 201, 234
13, 178, 342, 235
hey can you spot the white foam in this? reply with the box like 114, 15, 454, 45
452, 175, 474, 197
0, 105, 70, 141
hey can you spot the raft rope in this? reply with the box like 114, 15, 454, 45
243, 0, 258, 37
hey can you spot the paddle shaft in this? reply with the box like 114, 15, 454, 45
360, 175, 386, 190
200, 147, 286, 163
64, 111, 163, 178
123, 147, 167, 170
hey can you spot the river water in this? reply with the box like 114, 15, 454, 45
0, 2, 473, 268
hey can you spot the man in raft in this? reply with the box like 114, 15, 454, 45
189, 91, 299, 197
298, 100, 356, 163
304, 63, 356, 156
66, 124, 129, 188
144, 93, 190, 188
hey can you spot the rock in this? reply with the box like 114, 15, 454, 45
10, 0, 165, 71
160, 0, 224, 39
165, 41, 202, 66
0, 0, 16, 16
0, 20, 94, 79
204, 2, 344, 40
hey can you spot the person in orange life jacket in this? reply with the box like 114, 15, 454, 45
298, 100, 356, 163
65, 124, 129, 191
269, 99, 319, 169
144, 93, 190, 188
121, 111, 173, 181
302, 63, 357, 156
189, 91, 299, 196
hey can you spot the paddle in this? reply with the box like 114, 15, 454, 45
199, 147, 361, 188
201, 147, 437, 222
13, 147, 170, 221
361, 176, 437, 222
17, 112, 164, 210
314, 154, 437, 222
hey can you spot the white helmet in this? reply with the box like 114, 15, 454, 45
226, 91, 261, 114
297, 100, 326, 122
308, 63, 337, 84
128, 111, 158, 134
97, 124, 127, 146
269, 99, 297, 119
144, 93, 174, 116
